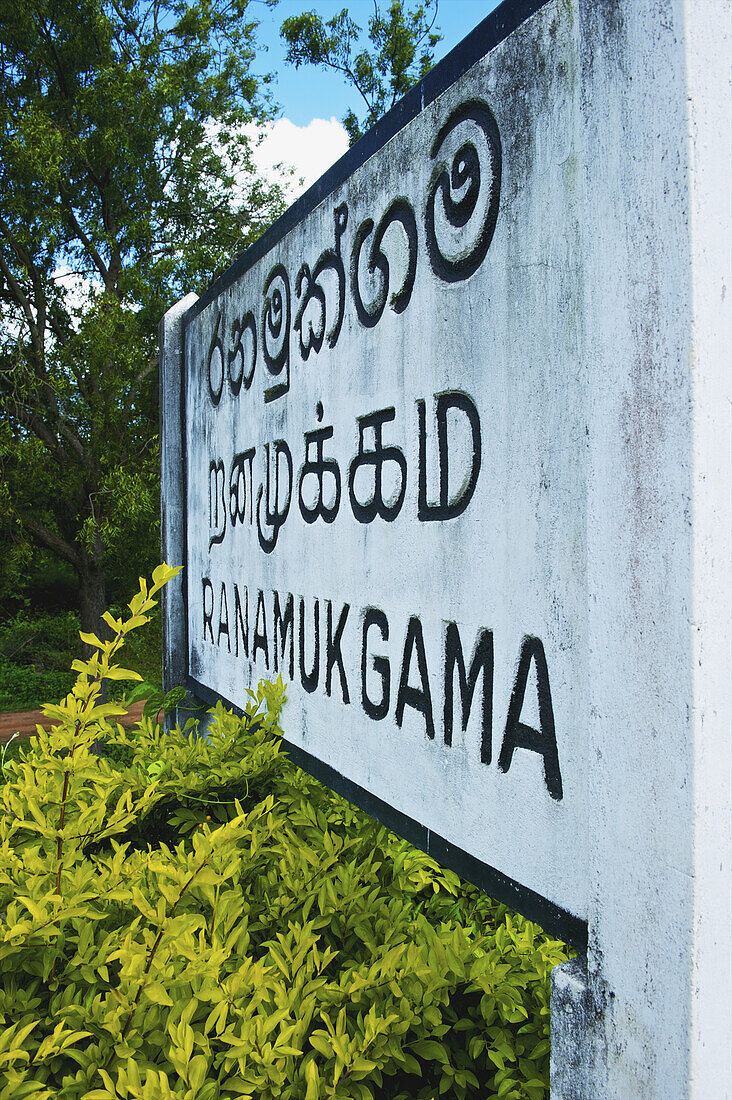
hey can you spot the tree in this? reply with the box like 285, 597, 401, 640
0, 0, 285, 641
281, 0, 441, 146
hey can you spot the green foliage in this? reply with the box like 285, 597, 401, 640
0, 734, 23, 775
0, 0, 286, 631
0, 608, 81, 711
0, 568, 570, 1098
0, 608, 81, 667
281, 1, 441, 145
123, 680, 186, 726
108, 602, 162, 695
0, 662, 76, 712
1, 552, 80, 616
0, 601, 164, 711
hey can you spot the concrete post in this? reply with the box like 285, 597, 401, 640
159, 293, 198, 732
550, 2, 732, 1096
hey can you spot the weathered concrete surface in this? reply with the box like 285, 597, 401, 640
163, 0, 732, 1095
551, 956, 591, 1099
684, 6, 732, 1097
183, 0, 588, 927
159, 292, 198, 732
574, 0, 732, 1096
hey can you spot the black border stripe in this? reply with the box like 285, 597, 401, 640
188, 675, 588, 949
182, 0, 550, 328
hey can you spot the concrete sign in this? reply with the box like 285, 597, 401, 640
161, 0, 731, 1096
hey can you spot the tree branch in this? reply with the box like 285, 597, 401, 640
0, 241, 43, 360
3, 396, 87, 469
47, 311, 72, 348
58, 183, 111, 286
121, 360, 156, 423
56, 418, 89, 466
23, 516, 81, 571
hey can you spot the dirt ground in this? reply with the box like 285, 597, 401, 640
0, 701, 147, 745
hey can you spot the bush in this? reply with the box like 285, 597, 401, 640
0, 662, 76, 711
0, 603, 163, 711
0, 608, 81, 666
106, 603, 163, 693
0, 609, 81, 711
0, 567, 570, 1099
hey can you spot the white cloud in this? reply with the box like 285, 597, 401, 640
251, 116, 349, 204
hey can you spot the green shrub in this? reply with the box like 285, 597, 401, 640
0, 603, 163, 711
106, 603, 163, 693
0, 567, 570, 1099
0, 608, 81, 666
0, 661, 76, 711
0, 608, 81, 711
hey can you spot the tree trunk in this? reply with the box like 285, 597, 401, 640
79, 565, 108, 655
78, 564, 109, 719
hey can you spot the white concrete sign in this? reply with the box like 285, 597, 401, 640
161, 0, 731, 1096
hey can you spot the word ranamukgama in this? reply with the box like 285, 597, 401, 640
199, 578, 563, 802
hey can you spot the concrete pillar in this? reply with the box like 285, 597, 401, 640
551, 2, 731, 1095
159, 292, 198, 732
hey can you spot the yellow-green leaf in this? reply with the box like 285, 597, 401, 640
188, 1054, 208, 1091
104, 667, 144, 682
144, 983, 174, 1006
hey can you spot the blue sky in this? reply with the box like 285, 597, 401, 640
256, 0, 502, 126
